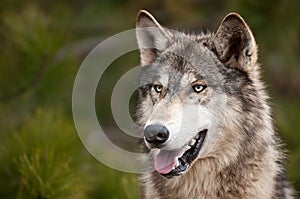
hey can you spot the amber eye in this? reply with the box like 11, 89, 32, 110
153, 84, 163, 93
192, 84, 206, 93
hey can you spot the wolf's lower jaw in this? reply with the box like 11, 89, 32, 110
162, 129, 207, 178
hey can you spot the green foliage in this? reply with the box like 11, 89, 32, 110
0, 109, 86, 199
0, 4, 71, 101
0, 109, 140, 199
86, 164, 140, 199
17, 150, 79, 199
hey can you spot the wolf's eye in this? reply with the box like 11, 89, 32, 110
192, 84, 206, 93
153, 84, 163, 93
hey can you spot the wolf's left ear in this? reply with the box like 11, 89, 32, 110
208, 13, 258, 71
136, 10, 173, 66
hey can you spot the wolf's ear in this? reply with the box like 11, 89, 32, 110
136, 10, 173, 66
208, 13, 257, 71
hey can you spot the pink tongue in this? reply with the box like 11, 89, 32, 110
154, 148, 186, 174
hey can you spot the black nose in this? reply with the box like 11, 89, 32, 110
144, 125, 169, 145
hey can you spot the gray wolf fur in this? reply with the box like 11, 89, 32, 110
135, 10, 295, 199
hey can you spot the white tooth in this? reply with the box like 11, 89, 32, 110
190, 138, 196, 146
194, 134, 200, 140
186, 145, 191, 150
175, 158, 180, 167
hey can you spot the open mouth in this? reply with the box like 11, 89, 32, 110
154, 129, 207, 178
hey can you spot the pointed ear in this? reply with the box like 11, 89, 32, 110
208, 13, 258, 71
136, 10, 173, 66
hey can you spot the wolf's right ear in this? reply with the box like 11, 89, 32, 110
136, 10, 173, 66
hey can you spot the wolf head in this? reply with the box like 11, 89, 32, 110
136, 10, 262, 178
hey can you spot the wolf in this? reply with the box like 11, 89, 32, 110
135, 10, 295, 199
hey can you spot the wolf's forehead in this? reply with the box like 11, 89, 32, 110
159, 41, 216, 71
156, 48, 215, 81
157, 69, 199, 86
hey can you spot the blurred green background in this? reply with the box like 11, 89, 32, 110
0, 0, 299, 198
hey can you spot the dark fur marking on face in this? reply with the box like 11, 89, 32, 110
139, 85, 151, 98
162, 53, 188, 73
199, 96, 210, 105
